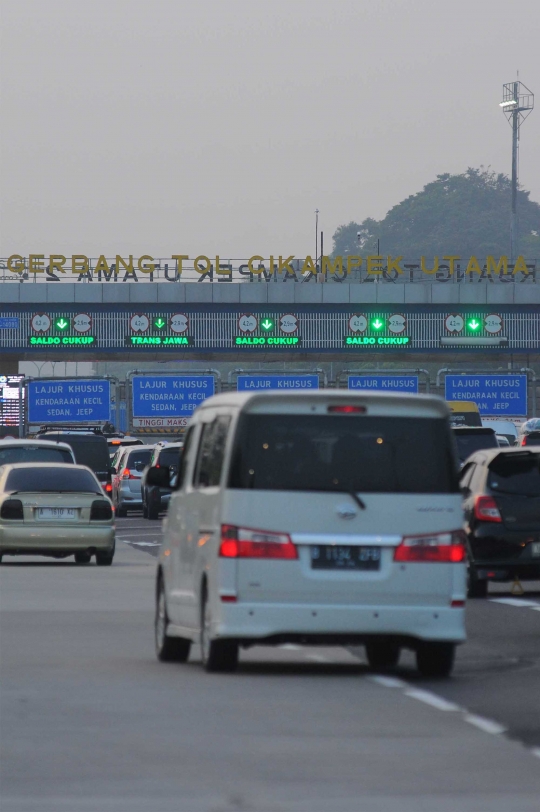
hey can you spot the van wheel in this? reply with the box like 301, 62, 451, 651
467, 568, 488, 598
116, 504, 127, 518
74, 551, 92, 564
200, 591, 238, 673
142, 502, 148, 518
416, 642, 455, 678
155, 578, 191, 662
365, 640, 401, 670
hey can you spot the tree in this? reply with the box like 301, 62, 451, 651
332, 168, 540, 259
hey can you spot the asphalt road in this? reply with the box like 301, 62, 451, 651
1, 514, 540, 812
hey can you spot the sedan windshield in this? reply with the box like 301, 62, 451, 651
0, 446, 73, 465
5, 468, 100, 493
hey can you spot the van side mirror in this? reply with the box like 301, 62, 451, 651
146, 466, 171, 488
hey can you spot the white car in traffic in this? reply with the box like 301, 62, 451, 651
152, 391, 466, 676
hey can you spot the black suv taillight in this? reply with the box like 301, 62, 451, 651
1, 499, 24, 520
90, 500, 113, 521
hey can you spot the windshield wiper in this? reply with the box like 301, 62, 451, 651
349, 491, 366, 510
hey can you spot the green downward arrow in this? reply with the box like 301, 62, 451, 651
55, 318, 68, 330
372, 319, 383, 329
468, 319, 480, 331
261, 319, 274, 330
154, 317, 166, 329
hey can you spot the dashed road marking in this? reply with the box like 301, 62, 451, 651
404, 688, 462, 712
305, 654, 329, 663
489, 598, 540, 608
279, 644, 300, 650
120, 540, 160, 547
370, 675, 408, 689
464, 714, 506, 735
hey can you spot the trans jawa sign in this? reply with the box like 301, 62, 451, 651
4, 254, 537, 282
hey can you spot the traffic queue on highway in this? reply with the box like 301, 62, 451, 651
0, 395, 538, 678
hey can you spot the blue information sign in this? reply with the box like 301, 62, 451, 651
132, 375, 215, 418
348, 375, 419, 392
0, 318, 19, 329
445, 374, 527, 417
28, 379, 111, 423
237, 375, 319, 391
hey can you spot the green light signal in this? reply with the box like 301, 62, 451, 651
467, 318, 480, 331
260, 318, 275, 331
55, 317, 69, 330
371, 317, 385, 330
153, 317, 166, 329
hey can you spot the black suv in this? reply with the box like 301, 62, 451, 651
141, 442, 183, 519
452, 426, 498, 468
36, 429, 113, 495
460, 448, 540, 597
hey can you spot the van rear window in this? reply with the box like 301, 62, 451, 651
229, 414, 459, 494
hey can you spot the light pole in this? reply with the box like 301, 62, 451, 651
315, 209, 319, 267
500, 80, 534, 261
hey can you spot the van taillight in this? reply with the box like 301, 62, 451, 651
90, 500, 113, 521
0, 499, 24, 520
219, 525, 297, 559
474, 495, 502, 523
394, 530, 466, 563
121, 468, 137, 480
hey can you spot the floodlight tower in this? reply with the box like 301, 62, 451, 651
500, 80, 534, 260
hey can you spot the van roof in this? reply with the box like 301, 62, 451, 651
198, 390, 449, 419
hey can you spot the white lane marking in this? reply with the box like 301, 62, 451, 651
305, 654, 328, 663
464, 714, 506, 735
404, 689, 462, 712
370, 675, 408, 689
489, 598, 540, 607
531, 748, 540, 759
120, 539, 160, 547
530, 607, 540, 612
280, 644, 300, 650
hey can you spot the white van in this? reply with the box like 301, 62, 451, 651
152, 391, 466, 676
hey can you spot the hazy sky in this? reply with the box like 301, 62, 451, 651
1, 0, 539, 259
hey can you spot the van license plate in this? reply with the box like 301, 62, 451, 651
37, 508, 77, 520
310, 545, 381, 570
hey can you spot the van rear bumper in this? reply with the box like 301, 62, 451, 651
212, 602, 466, 644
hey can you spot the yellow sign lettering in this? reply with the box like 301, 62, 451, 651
72, 255, 89, 274
29, 254, 45, 273
171, 255, 189, 277
7, 255, 25, 274
322, 256, 343, 275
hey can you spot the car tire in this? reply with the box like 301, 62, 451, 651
147, 501, 160, 520
155, 576, 191, 662
416, 642, 455, 678
365, 640, 401, 670
95, 545, 115, 566
200, 589, 238, 673
142, 501, 148, 519
116, 503, 127, 518
74, 551, 92, 564
467, 568, 488, 599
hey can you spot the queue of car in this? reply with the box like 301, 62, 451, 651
1, 401, 538, 681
